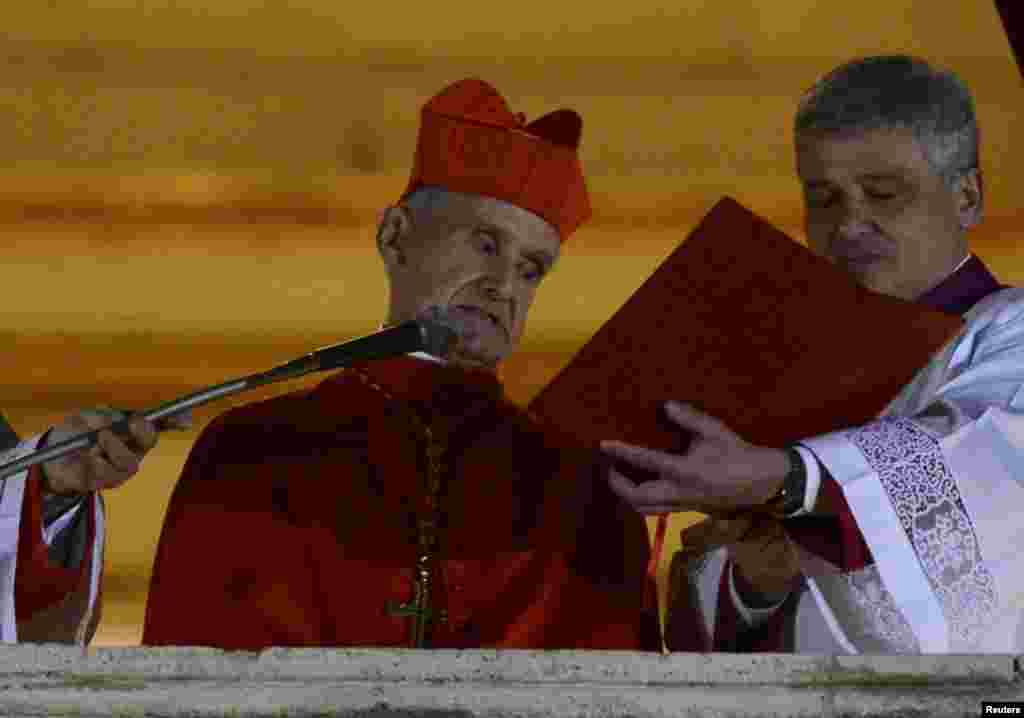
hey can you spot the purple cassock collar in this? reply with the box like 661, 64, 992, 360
915, 254, 1011, 316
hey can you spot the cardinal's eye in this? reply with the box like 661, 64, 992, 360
475, 230, 499, 255
865, 190, 897, 201
521, 264, 544, 284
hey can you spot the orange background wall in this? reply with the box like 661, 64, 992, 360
2, 1, 1021, 645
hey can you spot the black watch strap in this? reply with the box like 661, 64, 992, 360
772, 445, 807, 519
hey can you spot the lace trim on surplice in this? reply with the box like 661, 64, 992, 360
848, 417, 997, 651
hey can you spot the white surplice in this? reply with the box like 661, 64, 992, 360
0, 435, 105, 644
691, 286, 1024, 654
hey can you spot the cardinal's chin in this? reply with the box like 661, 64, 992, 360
450, 338, 504, 368
449, 352, 499, 370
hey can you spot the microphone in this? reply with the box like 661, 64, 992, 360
250, 315, 459, 386
0, 316, 459, 480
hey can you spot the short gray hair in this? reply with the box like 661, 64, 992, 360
401, 185, 452, 217
794, 55, 979, 186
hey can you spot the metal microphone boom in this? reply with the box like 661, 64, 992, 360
0, 319, 457, 480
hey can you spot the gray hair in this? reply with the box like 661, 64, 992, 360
401, 185, 451, 216
794, 55, 979, 186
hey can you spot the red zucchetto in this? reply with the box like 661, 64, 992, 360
400, 78, 591, 241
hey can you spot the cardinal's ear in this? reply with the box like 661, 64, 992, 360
377, 205, 415, 268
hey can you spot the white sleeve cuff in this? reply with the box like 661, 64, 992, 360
42, 502, 83, 546
786, 444, 823, 518
728, 561, 788, 626
797, 428, 875, 491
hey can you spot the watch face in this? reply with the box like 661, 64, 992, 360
782, 447, 807, 516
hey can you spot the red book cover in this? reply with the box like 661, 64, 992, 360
527, 197, 964, 453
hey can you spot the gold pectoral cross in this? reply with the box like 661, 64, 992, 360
353, 375, 448, 650
386, 556, 448, 648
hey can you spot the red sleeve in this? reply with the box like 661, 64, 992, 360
784, 474, 875, 573
554, 456, 661, 651
141, 417, 324, 650
549, 551, 660, 651
15, 467, 94, 622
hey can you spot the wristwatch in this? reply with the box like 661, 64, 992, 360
764, 445, 807, 519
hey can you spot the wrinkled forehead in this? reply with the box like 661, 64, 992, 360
442, 191, 561, 258
794, 126, 933, 182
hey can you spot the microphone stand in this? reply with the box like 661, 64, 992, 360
0, 319, 453, 480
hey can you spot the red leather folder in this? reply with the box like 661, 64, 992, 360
527, 197, 964, 453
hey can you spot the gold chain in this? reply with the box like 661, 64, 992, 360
349, 368, 448, 647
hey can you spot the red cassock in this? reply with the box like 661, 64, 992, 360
142, 356, 658, 651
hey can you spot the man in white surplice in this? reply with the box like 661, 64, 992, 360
601, 55, 1024, 654
0, 406, 189, 645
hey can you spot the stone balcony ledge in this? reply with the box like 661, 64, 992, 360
0, 645, 1021, 717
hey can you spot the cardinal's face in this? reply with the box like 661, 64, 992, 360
378, 191, 560, 369
796, 126, 980, 301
